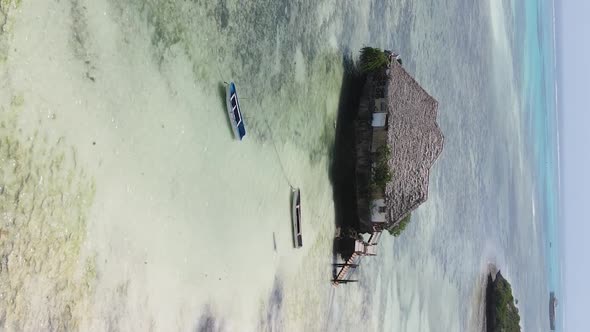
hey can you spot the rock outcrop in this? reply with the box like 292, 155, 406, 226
486, 271, 521, 332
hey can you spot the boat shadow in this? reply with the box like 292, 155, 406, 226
217, 82, 235, 138
329, 52, 366, 279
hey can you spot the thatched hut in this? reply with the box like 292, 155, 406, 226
355, 60, 444, 233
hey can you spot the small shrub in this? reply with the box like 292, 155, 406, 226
371, 145, 392, 191
359, 47, 389, 73
387, 214, 411, 237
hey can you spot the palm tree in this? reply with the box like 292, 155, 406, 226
359, 47, 389, 73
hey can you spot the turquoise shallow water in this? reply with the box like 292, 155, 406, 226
516, 0, 562, 329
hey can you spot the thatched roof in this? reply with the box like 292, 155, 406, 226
384, 62, 444, 225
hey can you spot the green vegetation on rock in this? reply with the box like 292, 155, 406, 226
486, 271, 521, 332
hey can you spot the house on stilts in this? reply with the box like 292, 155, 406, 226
355, 52, 444, 234
334, 50, 444, 285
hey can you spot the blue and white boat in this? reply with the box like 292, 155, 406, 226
226, 81, 246, 140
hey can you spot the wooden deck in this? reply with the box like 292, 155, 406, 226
332, 231, 382, 286
332, 253, 361, 286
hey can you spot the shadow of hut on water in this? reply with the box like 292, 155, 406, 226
328, 52, 368, 279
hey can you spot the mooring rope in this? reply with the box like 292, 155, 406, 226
263, 118, 296, 189
220, 72, 295, 189
215, 56, 230, 85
